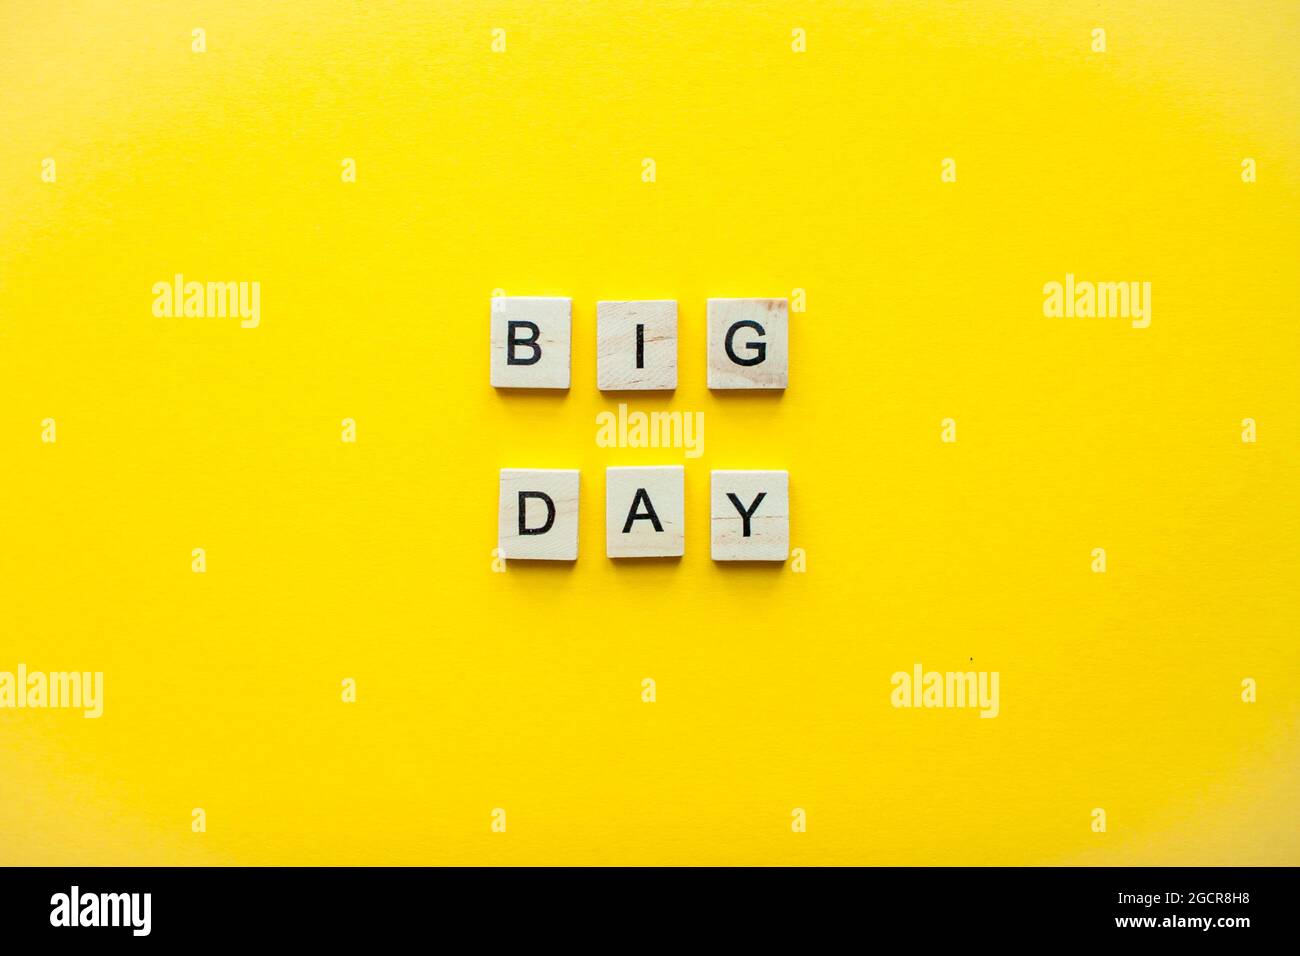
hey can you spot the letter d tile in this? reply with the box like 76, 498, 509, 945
498, 469, 580, 560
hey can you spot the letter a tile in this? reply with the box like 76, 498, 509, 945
498, 468, 580, 560
605, 466, 684, 558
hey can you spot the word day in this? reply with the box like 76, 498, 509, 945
490, 297, 789, 390
499, 467, 789, 561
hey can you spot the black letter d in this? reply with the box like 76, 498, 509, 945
518, 491, 556, 535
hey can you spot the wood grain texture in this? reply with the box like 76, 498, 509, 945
490, 297, 572, 389
710, 469, 789, 561
596, 300, 677, 391
706, 298, 788, 390
605, 465, 685, 558
498, 468, 580, 560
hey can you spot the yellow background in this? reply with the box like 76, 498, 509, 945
2, 0, 1297, 865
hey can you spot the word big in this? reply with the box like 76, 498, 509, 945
498, 467, 789, 561
489, 297, 789, 390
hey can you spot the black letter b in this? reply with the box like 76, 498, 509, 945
507, 321, 542, 365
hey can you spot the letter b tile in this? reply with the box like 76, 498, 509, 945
490, 296, 572, 389
498, 469, 580, 560
706, 298, 788, 390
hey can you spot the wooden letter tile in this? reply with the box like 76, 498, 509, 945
605, 466, 685, 558
498, 468, 580, 560
706, 298, 788, 390
710, 470, 789, 561
596, 300, 678, 391
490, 296, 572, 389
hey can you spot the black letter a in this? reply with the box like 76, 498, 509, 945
622, 488, 664, 533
